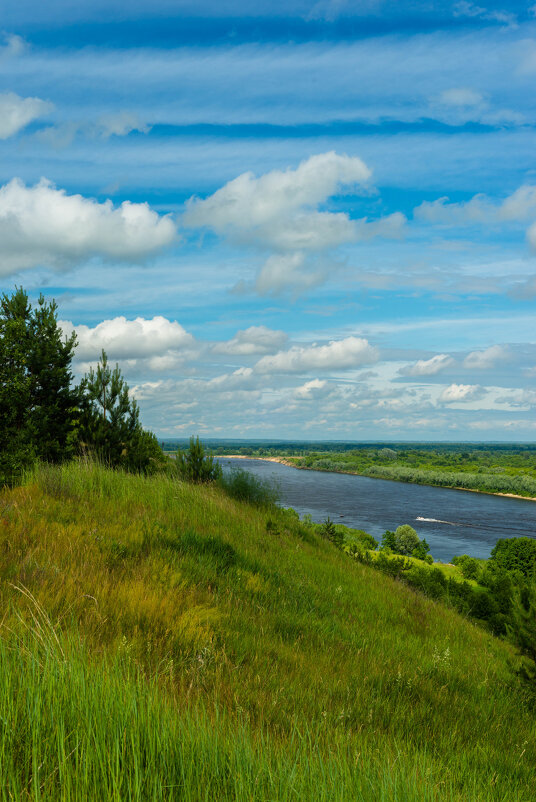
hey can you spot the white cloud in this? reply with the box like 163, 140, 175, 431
453, 2, 517, 27
430, 86, 522, 127
439, 383, 485, 403
38, 112, 151, 148
0, 178, 176, 276
526, 222, 536, 252
0, 92, 53, 139
294, 378, 328, 399
184, 152, 405, 294
399, 354, 454, 377
96, 111, 150, 138
183, 151, 373, 251
415, 185, 536, 227
463, 344, 508, 369
61, 316, 195, 363
495, 389, 536, 408
439, 88, 484, 107
0, 33, 26, 58
416, 186, 536, 253
255, 336, 378, 374
213, 325, 287, 355
255, 252, 327, 295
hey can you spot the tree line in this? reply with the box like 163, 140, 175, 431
0, 288, 164, 486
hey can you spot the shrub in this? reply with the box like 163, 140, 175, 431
177, 437, 222, 483
395, 525, 420, 556
319, 517, 344, 548
382, 526, 432, 560
490, 538, 536, 579
452, 555, 479, 580
218, 466, 278, 507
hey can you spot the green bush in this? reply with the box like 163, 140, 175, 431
491, 538, 536, 579
318, 517, 344, 548
452, 555, 479, 580
177, 436, 222, 483
218, 466, 278, 506
381, 526, 432, 560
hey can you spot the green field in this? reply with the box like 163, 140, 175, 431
1, 461, 535, 800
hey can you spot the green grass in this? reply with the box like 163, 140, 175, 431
0, 460, 535, 800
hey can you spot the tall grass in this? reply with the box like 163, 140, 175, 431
0, 461, 535, 800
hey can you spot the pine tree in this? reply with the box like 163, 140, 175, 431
28, 294, 78, 463
176, 436, 221, 483
78, 350, 164, 472
0, 288, 78, 485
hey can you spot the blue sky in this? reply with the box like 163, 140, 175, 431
2, 0, 536, 439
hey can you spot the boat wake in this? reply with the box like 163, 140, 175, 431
416, 516, 461, 526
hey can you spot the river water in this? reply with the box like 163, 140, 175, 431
217, 457, 536, 562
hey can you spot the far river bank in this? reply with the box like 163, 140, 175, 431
220, 454, 536, 503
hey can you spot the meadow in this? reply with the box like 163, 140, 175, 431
0, 461, 535, 800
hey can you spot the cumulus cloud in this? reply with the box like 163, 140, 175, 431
255, 252, 327, 295
0, 92, 53, 139
184, 152, 405, 294
398, 353, 454, 377
439, 383, 486, 403
0, 178, 176, 276
61, 316, 196, 364
255, 336, 378, 374
294, 378, 328, 399
463, 344, 508, 369
213, 325, 287, 355
183, 152, 373, 250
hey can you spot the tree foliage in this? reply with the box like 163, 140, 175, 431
490, 538, 536, 579
0, 288, 78, 485
78, 349, 164, 473
319, 516, 344, 548
176, 436, 222, 483
381, 525, 431, 560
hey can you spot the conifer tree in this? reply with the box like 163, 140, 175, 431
0, 288, 78, 485
78, 349, 164, 472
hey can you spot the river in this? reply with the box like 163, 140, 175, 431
217, 457, 536, 562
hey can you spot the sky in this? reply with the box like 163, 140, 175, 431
2, 0, 536, 440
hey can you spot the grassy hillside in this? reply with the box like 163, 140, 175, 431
0, 462, 535, 800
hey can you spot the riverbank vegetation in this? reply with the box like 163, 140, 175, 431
1, 460, 536, 800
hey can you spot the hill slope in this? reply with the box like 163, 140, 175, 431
0, 462, 535, 800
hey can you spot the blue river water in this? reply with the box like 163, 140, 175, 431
217, 457, 536, 563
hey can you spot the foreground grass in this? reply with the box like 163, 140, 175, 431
0, 461, 535, 800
